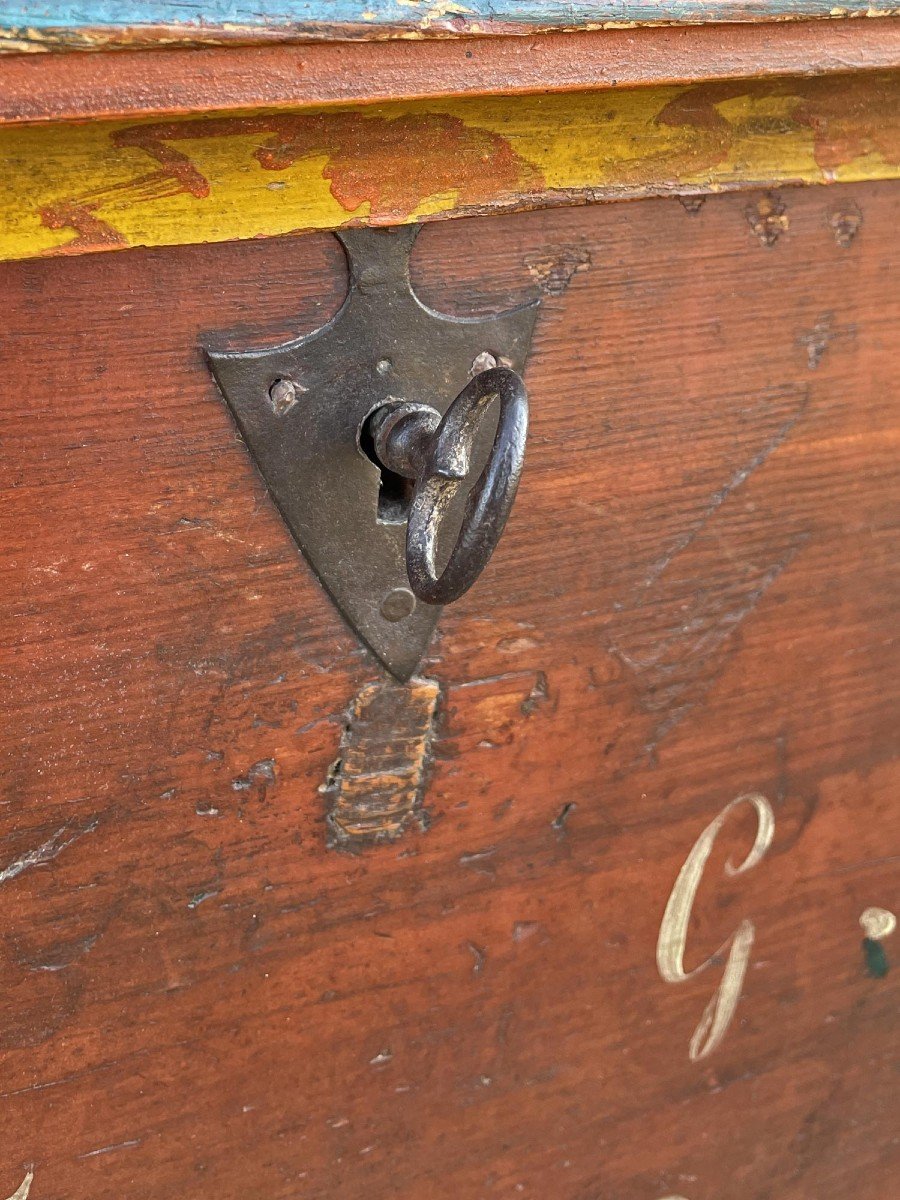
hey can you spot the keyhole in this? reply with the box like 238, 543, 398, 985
359, 411, 415, 524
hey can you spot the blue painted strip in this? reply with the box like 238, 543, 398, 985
0, 0, 886, 35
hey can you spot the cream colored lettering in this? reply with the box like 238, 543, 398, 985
657, 792, 775, 1060
5, 1173, 33, 1200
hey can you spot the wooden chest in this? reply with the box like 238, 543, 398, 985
1, 5, 898, 1198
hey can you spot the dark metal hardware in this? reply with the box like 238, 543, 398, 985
203, 225, 539, 681
368, 366, 528, 606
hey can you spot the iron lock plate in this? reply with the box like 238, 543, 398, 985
203, 225, 539, 680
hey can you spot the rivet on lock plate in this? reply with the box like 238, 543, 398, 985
203, 225, 540, 681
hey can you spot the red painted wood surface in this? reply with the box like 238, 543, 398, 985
0, 181, 898, 1200
4, 18, 900, 125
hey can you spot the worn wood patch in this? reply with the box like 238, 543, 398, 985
323, 676, 441, 850
1, 71, 898, 262
1, 1, 896, 55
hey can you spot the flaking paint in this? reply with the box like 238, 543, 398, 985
0, 73, 897, 261
0, 0, 892, 48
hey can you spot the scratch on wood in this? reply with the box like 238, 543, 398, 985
17, 931, 101, 972
0, 818, 99, 885
459, 846, 497, 868
635, 399, 807, 597
76, 1139, 142, 1159
323, 676, 441, 851
630, 537, 806, 763
607, 384, 810, 761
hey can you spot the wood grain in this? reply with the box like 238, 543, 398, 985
0, 180, 897, 1199
2, 71, 899, 262
5, 19, 900, 125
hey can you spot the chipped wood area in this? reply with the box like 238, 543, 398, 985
323, 676, 441, 850
0, 70, 898, 262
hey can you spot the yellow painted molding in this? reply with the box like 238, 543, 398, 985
1, 72, 898, 262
